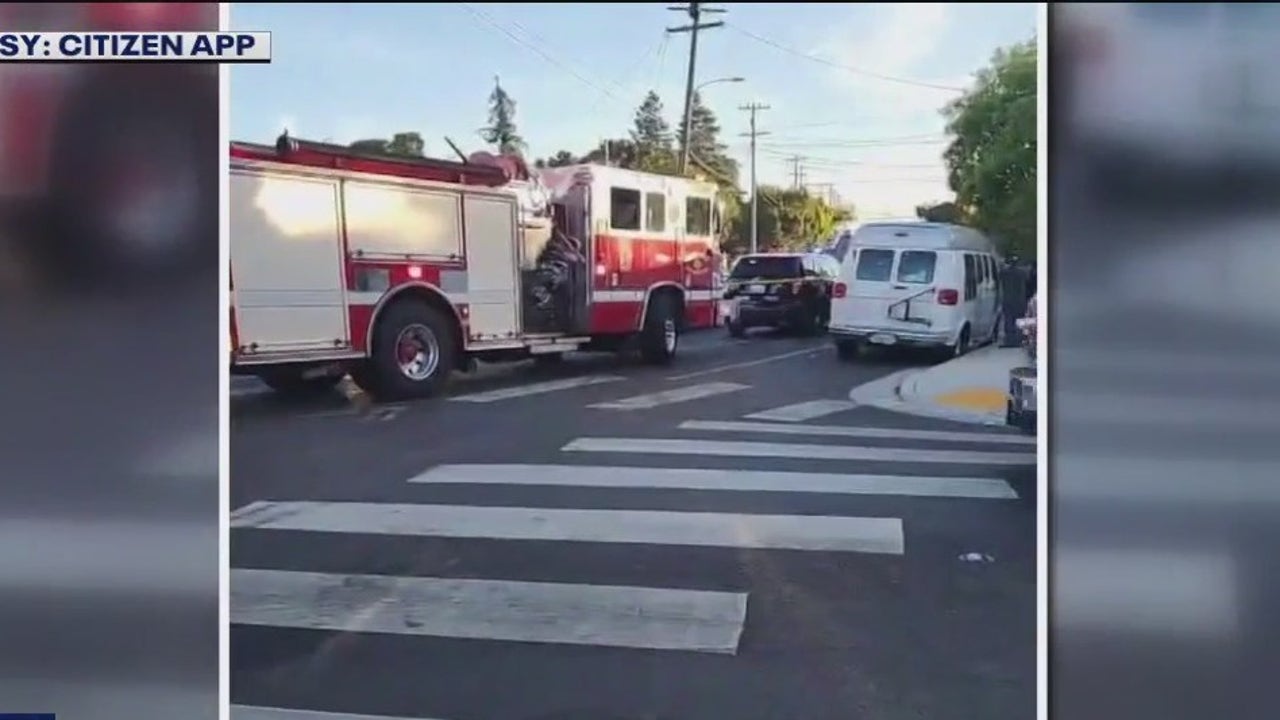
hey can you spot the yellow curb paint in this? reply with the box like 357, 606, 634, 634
932, 388, 1007, 412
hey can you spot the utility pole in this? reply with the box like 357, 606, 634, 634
739, 102, 770, 254
667, 3, 725, 174
789, 155, 804, 189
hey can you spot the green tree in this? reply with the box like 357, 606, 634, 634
349, 138, 390, 155
582, 138, 638, 168
915, 200, 966, 224
481, 76, 526, 155
631, 90, 677, 174
387, 131, 425, 157
728, 186, 852, 253
535, 150, 577, 169
676, 92, 739, 186
941, 38, 1036, 258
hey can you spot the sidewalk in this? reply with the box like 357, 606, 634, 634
849, 345, 1031, 426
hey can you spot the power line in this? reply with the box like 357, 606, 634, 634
667, 2, 726, 174
739, 102, 771, 254
725, 22, 968, 93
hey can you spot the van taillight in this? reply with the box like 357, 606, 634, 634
937, 289, 959, 305
833, 282, 847, 298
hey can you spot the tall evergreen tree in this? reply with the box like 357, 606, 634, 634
481, 76, 526, 155
631, 90, 676, 174
675, 91, 738, 184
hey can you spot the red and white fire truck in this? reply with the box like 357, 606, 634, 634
230, 136, 725, 400
0, 3, 218, 280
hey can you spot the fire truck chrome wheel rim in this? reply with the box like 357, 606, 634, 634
395, 324, 440, 381
663, 319, 677, 353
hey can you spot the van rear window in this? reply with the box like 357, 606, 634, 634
854, 249, 895, 282
897, 251, 937, 284
730, 255, 801, 280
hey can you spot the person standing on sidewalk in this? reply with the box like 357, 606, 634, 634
999, 255, 1029, 347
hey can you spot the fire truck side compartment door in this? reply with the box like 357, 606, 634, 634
462, 194, 521, 342
229, 169, 350, 353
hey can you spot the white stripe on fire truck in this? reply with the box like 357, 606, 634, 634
231, 568, 748, 654
449, 375, 625, 403
587, 382, 750, 410
228, 500, 904, 554
407, 463, 1018, 500
590, 289, 720, 303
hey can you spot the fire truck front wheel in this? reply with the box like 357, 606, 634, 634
639, 292, 681, 365
354, 301, 457, 401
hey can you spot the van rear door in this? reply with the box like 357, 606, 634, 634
842, 247, 947, 333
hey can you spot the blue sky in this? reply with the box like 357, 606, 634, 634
231, 3, 1038, 218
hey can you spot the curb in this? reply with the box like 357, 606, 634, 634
849, 367, 1008, 427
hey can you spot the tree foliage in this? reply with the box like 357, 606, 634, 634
915, 200, 966, 224
349, 131, 426, 158
941, 38, 1036, 258
481, 76, 526, 155
723, 186, 853, 255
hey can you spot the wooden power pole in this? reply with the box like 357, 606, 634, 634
667, 3, 725, 174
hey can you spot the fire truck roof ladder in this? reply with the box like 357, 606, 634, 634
230, 132, 511, 188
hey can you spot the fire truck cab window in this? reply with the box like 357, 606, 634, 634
610, 187, 642, 231
645, 192, 666, 232
686, 196, 711, 236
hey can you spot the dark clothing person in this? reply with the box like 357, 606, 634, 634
998, 261, 1029, 347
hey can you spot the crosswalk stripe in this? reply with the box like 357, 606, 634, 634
681, 419, 1037, 445
1055, 547, 1238, 640
234, 707, 446, 720
449, 375, 624, 403
229, 500, 905, 554
562, 437, 1037, 466
744, 399, 857, 422
588, 382, 749, 410
232, 569, 748, 654
409, 463, 1018, 499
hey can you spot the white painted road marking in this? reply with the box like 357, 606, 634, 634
409, 463, 1018, 499
450, 375, 625, 403
744, 399, 857, 422
665, 347, 827, 381
233, 707, 445, 720
232, 569, 748, 654
681, 419, 1037, 446
1055, 548, 1237, 640
229, 500, 905, 554
589, 382, 749, 410
563, 437, 1037, 466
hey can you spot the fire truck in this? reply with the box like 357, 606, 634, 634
0, 3, 218, 282
230, 136, 726, 400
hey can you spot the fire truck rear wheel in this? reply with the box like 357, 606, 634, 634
355, 300, 457, 401
639, 293, 681, 365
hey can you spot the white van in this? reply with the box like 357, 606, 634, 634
829, 221, 1002, 360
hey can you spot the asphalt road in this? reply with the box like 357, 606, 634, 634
230, 328, 1036, 720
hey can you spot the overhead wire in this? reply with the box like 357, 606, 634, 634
724, 22, 969, 93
